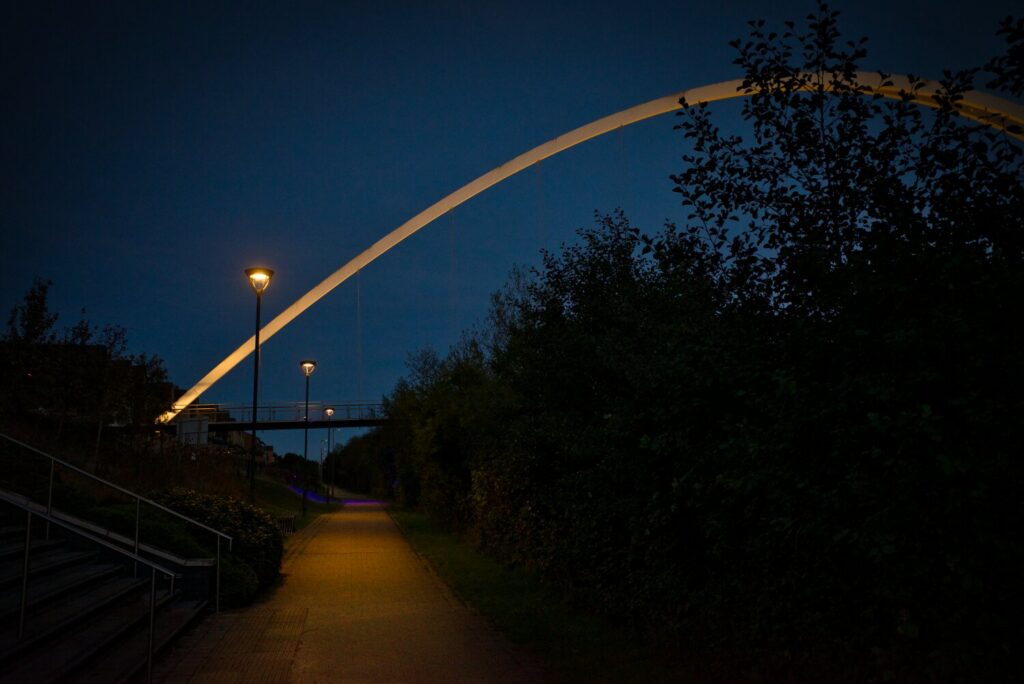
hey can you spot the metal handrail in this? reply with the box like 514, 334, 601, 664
0, 433, 232, 546
0, 432, 231, 612
0, 489, 174, 683
0, 489, 177, 578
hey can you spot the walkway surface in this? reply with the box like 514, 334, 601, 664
153, 504, 541, 683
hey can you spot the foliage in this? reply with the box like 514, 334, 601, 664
392, 509, 695, 683
324, 435, 395, 499
218, 554, 260, 607
1, 278, 172, 432
986, 16, 1024, 98
153, 488, 283, 592
274, 451, 322, 484
5, 277, 58, 345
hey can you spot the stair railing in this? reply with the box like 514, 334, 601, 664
0, 489, 174, 684
0, 433, 232, 612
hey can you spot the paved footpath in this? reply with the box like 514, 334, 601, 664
153, 504, 541, 683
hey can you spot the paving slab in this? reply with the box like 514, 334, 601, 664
154, 505, 540, 683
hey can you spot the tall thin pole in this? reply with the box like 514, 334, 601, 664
249, 291, 262, 503
325, 414, 332, 505
302, 373, 310, 516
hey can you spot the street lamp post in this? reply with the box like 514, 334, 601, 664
245, 267, 274, 503
300, 359, 317, 516
324, 407, 334, 505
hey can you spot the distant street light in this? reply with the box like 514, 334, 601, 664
245, 267, 274, 503
300, 359, 317, 516
324, 407, 335, 505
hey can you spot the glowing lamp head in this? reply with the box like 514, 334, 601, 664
245, 267, 274, 295
300, 359, 317, 377
324, 407, 335, 417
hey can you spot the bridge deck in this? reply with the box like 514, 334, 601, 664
207, 418, 387, 431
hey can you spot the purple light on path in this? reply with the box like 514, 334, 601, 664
285, 483, 382, 506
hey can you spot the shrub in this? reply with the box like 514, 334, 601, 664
87, 503, 209, 558
154, 488, 283, 591
219, 553, 260, 607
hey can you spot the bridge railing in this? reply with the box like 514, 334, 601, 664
177, 401, 385, 424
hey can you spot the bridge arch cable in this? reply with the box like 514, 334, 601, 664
356, 269, 364, 402
617, 124, 628, 216
157, 74, 1024, 424
448, 206, 457, 346
534, 161, 545, 248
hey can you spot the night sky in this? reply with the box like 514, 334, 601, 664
2, 0, 1015, 454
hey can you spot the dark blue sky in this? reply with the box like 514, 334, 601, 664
2, 0, 1016, 454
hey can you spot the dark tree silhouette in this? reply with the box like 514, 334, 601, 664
338, 5, 1023, 678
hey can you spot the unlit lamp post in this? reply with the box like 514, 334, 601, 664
245, 267, 274, 503
324, 407, 335, 504
300, 359, 317, 516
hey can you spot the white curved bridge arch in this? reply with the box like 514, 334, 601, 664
158, 73, 1024, 424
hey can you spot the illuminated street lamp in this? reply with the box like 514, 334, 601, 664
245, 267, 274, 503
324, 407, 335, 504
300, 359, 317, 516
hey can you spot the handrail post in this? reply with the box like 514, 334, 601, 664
19, 510, 32, 641
134, 498, 141, 577
147, 568, 156, 684
216, 535, 221, 613
45, 459, 55, 540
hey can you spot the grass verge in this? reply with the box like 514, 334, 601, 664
390, 509, 692, 683
253, 477, 336, 530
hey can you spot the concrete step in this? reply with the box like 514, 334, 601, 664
0, 589, 174, 684
70, 598, 207, 684
0, 549, 95, 589
0, 575, 148, 663
0, 561, 122, 618
0, 536, 65, 561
